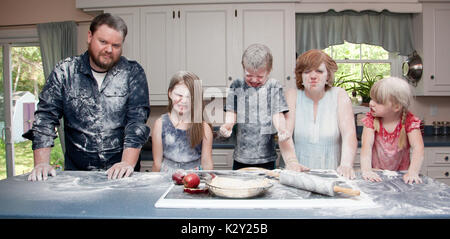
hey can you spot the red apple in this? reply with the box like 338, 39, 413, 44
172, 170, 186, 185
183, 173, 200, 188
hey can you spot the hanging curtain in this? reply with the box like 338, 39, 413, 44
295, 10, 415, 56
37, 21, 78, 154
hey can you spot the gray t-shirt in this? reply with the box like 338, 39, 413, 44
225, 78, 289, 164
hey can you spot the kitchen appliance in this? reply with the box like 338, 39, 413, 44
402, 51, 423, 86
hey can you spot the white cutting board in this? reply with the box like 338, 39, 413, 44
154, 183, 378, 209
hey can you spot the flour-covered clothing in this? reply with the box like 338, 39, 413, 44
23, 51, 151, 171
362, 111, 421, 171
160, 113, 202, 173
293, 87, 341, 169
225, 78, 289, 165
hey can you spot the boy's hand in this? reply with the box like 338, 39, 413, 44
403, 172, 423, 184
362, 170, 382, 182
218, 124, 233, 138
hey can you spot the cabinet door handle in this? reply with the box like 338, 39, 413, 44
431, 75, 435, 80
445, 156, 449, 161
228, 76, 232, 81
286, 76, 291, 81
235, 9, 237, 17
178, 10, 180, 19
173, 11, 175, 19
445, 172, 449, 177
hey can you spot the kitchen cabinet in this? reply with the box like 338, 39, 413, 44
140, 160, 153, 172
139, 149, 234, 172
211, 149, 234, 170
425, 147, 450, 185
413, 3, 450, 95
102, 2, 296, 105
233, 3, 296, 89
103, 7, 141, 62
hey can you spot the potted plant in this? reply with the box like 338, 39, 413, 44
334, 63, 384, 106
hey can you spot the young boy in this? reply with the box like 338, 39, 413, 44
218, 43, 291, 170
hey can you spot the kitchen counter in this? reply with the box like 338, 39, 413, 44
0, 170, 449, 219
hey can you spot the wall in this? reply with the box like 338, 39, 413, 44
0, 0, 93, 26
1, 0, 449, 129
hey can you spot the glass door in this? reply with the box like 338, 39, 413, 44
0, 44, 64, 179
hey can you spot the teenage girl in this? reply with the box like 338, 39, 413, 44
152, 71, 213, 173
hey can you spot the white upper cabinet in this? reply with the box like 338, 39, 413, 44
140, 6, 175, 105
178, 5, 234, 90
97, 3, 296, 105
103, 7, 141, 62
414, 3, 450, 95
234, 3, 296, 89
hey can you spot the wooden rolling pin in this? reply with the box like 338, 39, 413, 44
267, 170, 360, 197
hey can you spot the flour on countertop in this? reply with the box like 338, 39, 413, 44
382, 170, 399, 178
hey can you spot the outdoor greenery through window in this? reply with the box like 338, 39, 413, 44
0, 46, 64, 180
324, 41, 393, 104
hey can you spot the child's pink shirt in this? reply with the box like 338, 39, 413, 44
361, 111, 421, 171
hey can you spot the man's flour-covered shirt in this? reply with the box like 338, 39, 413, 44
225, 78, 289, 164
23, 51, 151, 164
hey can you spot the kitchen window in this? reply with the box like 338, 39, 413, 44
323, 41, 405, 101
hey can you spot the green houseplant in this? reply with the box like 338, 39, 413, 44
334, 63, 384, 105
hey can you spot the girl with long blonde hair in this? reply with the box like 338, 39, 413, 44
360, 77, 424, 184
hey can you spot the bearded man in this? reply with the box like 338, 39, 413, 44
23, 13, 151, 181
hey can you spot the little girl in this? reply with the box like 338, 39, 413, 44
151, 71, 213, 173
360, 77, 424, 184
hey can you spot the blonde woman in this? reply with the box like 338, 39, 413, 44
151, 71, 213, 173
360, 77, 424, 184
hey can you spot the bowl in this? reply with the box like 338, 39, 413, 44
205, 175, 273, 199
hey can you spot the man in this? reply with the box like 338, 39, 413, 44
23, 13, 151, 181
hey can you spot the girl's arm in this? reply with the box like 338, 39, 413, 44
336, 88, 357, 179
151, 117, 163, 172
279, 88, 309, 172
404, 129, 424, 184
201, 122, 214, 170
360, 126, 381, 182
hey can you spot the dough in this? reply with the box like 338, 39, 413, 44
209, 176, 270, 189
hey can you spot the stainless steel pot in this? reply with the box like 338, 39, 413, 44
402, 51, 423, 86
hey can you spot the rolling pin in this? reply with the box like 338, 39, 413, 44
267, 170, 360, 197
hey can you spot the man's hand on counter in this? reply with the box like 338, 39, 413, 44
106, 162, 134, 180
106, 148, 140, 180
28, 163, 56, 181
28, 147, 55, 181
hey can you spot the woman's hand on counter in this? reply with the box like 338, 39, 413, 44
284, 158, 310, 172
337, 165, 356, 180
